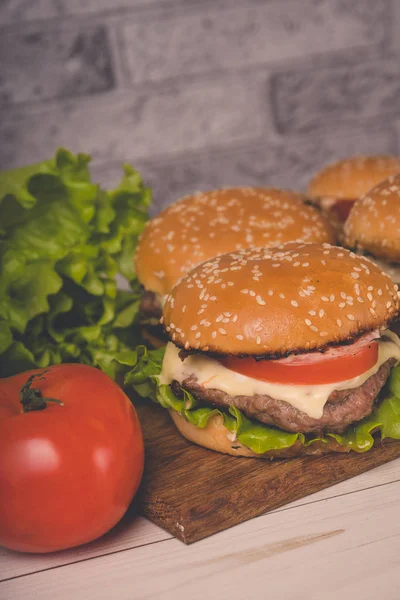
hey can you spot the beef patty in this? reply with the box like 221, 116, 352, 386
172, 358, 395, 434
139, 290, 162, 321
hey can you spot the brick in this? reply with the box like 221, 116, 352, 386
120, 0, 388, 84
0, 26, 115, 105
392, 0, 400, 53
0, 0, 389, 32
0, 73, 268, 170
0, 0, 182, 24
271, 57, 400, 134
91, 121, 397, 214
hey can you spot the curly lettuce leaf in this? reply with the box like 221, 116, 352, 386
0, 149, 151, 378
125, 346, 400, 454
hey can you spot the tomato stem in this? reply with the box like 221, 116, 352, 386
20, 370, 64, 413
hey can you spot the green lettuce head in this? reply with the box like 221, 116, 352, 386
0, 148, 151, 379
125, 345, 400, 456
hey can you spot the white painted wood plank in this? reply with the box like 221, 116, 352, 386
1, 457, 399, 582
2, 480, 400, 600
0, 515, 171, 582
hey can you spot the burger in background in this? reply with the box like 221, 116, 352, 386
127, 242, 400, 458
344, 173, 400, 286
307, 155, 400, 230
135, 187, 335, 347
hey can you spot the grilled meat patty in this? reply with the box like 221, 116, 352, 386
139, 290, 162, 321
172, 358, 395, 434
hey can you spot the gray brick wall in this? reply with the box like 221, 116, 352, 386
1, 0, 399, 213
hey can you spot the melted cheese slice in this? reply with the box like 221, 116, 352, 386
159, 333, 400, 419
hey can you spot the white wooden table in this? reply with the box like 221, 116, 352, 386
1, 459, 400, 600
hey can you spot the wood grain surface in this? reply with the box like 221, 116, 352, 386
135, 400, 400, 544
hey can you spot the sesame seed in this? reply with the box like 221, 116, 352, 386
321, 296, 329, 302
351, 272, 359, 279
216, 315, 224, 323
320, 331, 328, 337
311, 325, 319, 332
219, 328, 227, 335
236, 334, 244, 341
241, 289, 249, 295
291, 300, 299, 307
256, 336, 261, 345
305, 319, 312, 326
212, 331, 217, 339
367, 293, 373, 302
337, 319, 342, 327
339, 302, 346, 308
190, 325, 198, 331
347, 314, 355, 321
309, 310, 316, 316
195, 332, 201, 339
319, 309, 324, 317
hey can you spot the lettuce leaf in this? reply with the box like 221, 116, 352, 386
125, 346, 400, 454
0, 149, 151, 378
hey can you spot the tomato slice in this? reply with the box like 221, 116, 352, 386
332, 198, 355, 222
220, 333, 379, 385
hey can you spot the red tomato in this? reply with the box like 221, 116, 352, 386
0, 364, 144, 553
221, 334, 379, 385
332, 198, 355, 222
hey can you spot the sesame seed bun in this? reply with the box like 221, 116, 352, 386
308, 155, 400, 203
344, 174, 400, 264
135, 188, 335, 297
307, 156, 400, 232
169, 410, 350, 458
162, 242, 400, 358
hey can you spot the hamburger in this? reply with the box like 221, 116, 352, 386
135, 187, 334, 347
344, 174, 400, 284
127, 242, 400, 458
307, 155, 400, 227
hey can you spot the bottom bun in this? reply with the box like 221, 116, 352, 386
169, 410, 351, 459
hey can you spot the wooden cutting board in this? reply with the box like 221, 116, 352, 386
134, 400, 400, 544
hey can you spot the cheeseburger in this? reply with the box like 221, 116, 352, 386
344, 174, 400, 284
135, 187, 334, 346
307, 155, 400, 225
129, 243, 400, 458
